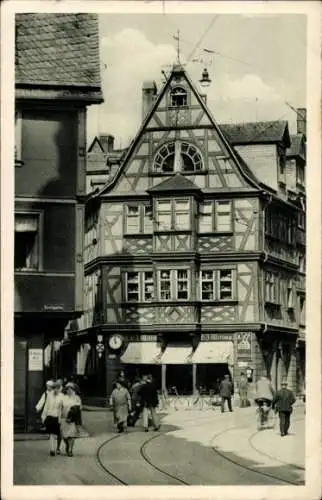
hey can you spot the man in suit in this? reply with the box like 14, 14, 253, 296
219, 374, 234, 412
139, 374, 160, 432
237, 372, 249, 408
272, 379, 296, 436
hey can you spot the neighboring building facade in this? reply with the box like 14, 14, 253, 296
14, 13, 103, 430
67, 65, 305, 399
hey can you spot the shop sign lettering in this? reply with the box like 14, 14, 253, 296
127, 334, 157, 342
201, 334, 234, 342
43, 304, 64, 311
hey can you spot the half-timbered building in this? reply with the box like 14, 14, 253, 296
67, 63, 305, 400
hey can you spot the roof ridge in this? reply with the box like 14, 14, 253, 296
148, 173, 201, 193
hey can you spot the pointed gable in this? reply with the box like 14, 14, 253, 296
96, 63, 262, 199
88, 136, 105, 154
148, 173, 201, 194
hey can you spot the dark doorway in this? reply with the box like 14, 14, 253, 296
124, 364, 162, 390
197, 364, 231, 393
166, 364, 193, 395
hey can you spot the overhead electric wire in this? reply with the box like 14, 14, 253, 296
163, 18, 305, 122
187, 15, 220, 63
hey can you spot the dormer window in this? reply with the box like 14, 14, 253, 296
170, 87, 187, 107
153, 141, 203, 173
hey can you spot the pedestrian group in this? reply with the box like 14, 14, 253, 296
110, 372, 160, 433
36, 369, 297, 458
35, 379, 82, 457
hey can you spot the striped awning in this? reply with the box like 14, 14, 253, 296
160, 345, 193, 365
192, 342, 234, 364
121, 342, 161, 364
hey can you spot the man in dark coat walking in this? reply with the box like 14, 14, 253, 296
272, 380, 296, 436
138, 374, 160, 431
219, 374, 234, 413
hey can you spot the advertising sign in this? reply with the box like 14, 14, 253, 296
28, 349, 43, 371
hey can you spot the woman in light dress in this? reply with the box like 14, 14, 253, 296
110, 380, 132, 433
60, 382, 82, 457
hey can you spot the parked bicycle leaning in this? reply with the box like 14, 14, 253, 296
254, 373, 275, 429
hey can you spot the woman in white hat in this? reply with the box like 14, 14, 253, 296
60, 382, 82, 457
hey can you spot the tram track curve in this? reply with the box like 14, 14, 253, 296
95, 415, 304, 486
96, 431, 189, 485
210, 419, 304, 486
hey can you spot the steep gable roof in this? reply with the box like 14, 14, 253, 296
95, 63, 262, 198
220, 121, 290, 147
88, 134, 115, 154
15, 13, 102, 90
148, 173, 201, 194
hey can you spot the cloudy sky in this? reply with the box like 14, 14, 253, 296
87, 13, 306, 148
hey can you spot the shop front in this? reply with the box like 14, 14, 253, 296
119, 333, 235, 396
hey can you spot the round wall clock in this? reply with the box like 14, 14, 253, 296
108, 334, 123, 350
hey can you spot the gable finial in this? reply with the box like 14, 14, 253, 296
173, 30, 181, 64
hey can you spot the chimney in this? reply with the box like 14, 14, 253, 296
142, 81, 157, 120
297, 108, 306, 136
107, 135, 114, 152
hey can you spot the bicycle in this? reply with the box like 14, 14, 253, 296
255, 398, 272, 430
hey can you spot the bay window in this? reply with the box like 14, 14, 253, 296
143, 271, 154, 301
219, 270, 233, 299
174, 200, 190, 229
125, 270, 154, 302
156, 200, 172, 231
156, 198, 191, 231
158, 269, 190, 300
200, 269, 235, 301
126, 272, 140, 302
199, 200, 232, 233
125, 203, 153, 234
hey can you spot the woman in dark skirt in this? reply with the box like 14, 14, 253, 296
41, 381, 64, 456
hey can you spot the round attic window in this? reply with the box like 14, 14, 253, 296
153, 141, 203, 173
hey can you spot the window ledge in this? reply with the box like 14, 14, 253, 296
154, 229, 192, 234
15, 268, 39, 273
124, 233, 152, 237
122, 300, 238, 306
150, 170, 209, 177
168, 105, 190, 110
201, 300, 238, 305
198, 231, 233, 236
